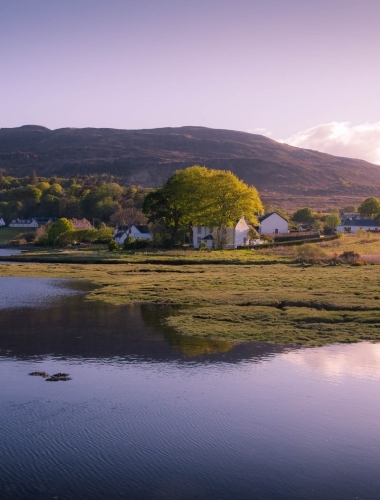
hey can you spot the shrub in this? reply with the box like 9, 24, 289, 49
108, 239, 119, 251
296, 243, 329, 262
340, 251, 360, 263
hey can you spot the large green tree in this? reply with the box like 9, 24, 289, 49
47, 218, 75, 244
358, 197, 380, 218
292, 207, 314, 223
143, 165, 263, 245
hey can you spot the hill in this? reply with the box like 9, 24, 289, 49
1, 125, 380, 209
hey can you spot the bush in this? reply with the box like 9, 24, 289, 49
123, 237, 150, 250
296, 243, 329, 262
340, 251, 360, 263
108, 239, 119, 251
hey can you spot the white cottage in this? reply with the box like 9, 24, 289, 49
0, 218, 5, 227
113, 225, 152, 245
258, 212, 288, 234
192, 217, 250, 249
9, 218, 39, 228
337, 217, 380, 233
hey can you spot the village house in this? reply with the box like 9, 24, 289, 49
70, 218, 93, 230
258, 212, 289, 234
192, 217, 250, 249
113, 225, 152, 245
0, 218, 5, 227
337, 217, 380, 233
9, 218, 39, 228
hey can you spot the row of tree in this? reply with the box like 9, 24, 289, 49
0, 170, 150, 223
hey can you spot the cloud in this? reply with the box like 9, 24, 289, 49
283, 343, 380, 381
248, 127, 272, 136
281, 122, 380, 165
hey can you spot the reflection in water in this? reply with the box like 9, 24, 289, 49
284, 342, 380, 381
2, 277, 380, 500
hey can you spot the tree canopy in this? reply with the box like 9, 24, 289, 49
143, 165, 263, 243
358, 197, 380, 217
292, 207, 314, 223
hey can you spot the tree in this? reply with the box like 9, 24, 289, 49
109, 207, 147, 228
325, 213, 341, 229
358, 197, 380, 218
0, 169, 5, 189
143, 166, 263, 246
29, 170, 38, 186
292, 207, 314, 223
47, 218, 75, 244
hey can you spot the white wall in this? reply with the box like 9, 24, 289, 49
259, 214, 288, 234
336, 225, 380, 233
234, 218, 249, 248
193, 218, 249, 249
0, 218, 5, 227
9, 220, 39, 228
130, 225, 152, 239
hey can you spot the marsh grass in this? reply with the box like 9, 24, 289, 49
2, 259, 380, 346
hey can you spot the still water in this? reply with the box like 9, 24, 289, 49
1, 277, 380, 499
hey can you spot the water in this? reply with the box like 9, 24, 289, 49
1, 278, 380, 499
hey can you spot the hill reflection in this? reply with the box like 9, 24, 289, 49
0, 278, 293, 364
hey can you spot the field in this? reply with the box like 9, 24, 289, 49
2, 246, 380, 345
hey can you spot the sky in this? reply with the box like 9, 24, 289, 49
1, 0, 380, 163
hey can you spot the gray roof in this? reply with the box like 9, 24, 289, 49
259, 212, 288, 223
341, 218, 380, 227
202, 234, 213, 240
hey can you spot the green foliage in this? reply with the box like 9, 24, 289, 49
325, 213, 341, 229
123, 237, 150, 250
358, 197, 380, 217
108, 239, 119, 251
292, 207, 314, 222
143, 165, 263, 246
47, 218, 75, 244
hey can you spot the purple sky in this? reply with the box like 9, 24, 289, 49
1, 0, 380, 160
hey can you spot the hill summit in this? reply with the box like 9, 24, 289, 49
1, 125, 379, 208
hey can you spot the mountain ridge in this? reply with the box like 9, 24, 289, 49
1, 125, 379, 208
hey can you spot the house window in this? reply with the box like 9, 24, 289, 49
197, 227, 202, 234
275, 228, 278, 234
197, 237, 201, 244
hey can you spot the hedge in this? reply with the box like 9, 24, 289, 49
238, 234, 338, 250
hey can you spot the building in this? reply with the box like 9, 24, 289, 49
258, 212, 288, 234
9, 218, 39, 228
0, 218, 5, 227
192, 217, 250, 249
337, 217, 380, 233
70, 218, 93, 230
113, 225, 152, 245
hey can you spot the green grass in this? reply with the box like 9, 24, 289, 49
0, 227, 36, 244
2, 258, 380, 346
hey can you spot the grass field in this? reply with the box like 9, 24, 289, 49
2, 255, 380, 346
0, 227, 36, 244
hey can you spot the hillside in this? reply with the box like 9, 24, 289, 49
1, 125, 380, 209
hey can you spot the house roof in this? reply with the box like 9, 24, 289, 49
340, 218, 380, 227
258, 212, 288, 223
133, 225, 150, 234
115, 230, 127, 238
202, 234, 213, 240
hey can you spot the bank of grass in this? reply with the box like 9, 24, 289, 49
2, 258, 380, 346
0, 227, 36, 244
0, 246, 290, 265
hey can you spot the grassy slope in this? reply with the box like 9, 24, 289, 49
2, 253, 380, 346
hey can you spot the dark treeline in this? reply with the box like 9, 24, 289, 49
0, 171, 151, 225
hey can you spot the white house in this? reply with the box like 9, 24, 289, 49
337, 217, 380, 233
0, 218, 5, 227
192, 217, 250, 249
258, 212, 288, 234
113, 225, 152, 245
9, 218, 39, 228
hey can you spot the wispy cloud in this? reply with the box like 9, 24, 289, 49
248, 127, 272, 136
281, 122, 380, 165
